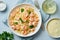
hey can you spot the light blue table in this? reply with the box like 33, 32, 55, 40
0, 0, 60, 40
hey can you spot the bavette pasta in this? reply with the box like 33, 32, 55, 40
9, 5, 39, 35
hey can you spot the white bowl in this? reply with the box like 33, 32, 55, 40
8, 4, 42, 37
46, 18, 60, 38
0, 0, 6, 11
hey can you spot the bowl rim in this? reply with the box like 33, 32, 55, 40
8, 3, 42, 37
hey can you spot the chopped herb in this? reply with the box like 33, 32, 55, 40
21, 8, 24, 12
19, 18, 24, 23
14, 22, 18, 25
29, 25, 34, 29
27, 10, 31, 14
26, 20, 29, 23
0, 31, 14, 40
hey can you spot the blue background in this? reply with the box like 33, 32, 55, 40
0, 0, 60, 40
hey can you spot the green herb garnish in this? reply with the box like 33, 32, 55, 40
14, 22, 18, 25
29, 25, 34, 29
0, 31, 14, 40
19, 18, 24, 23
26, 20, 29, 23
21, 8, 24, 12
27, 10, 31, 14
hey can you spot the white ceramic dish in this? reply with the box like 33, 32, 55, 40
0, 0, 6, 11
42, 0, 57, 14
8, 4, 42, 37
46, 18, 60, 38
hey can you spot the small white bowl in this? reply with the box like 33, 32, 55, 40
8, 4, 42, 37
46, 18, 60, 38
0, 1, 6, 11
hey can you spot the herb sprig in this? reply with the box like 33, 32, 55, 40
0, 31, 14, 40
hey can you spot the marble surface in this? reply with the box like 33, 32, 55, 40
0, 0, 60, 40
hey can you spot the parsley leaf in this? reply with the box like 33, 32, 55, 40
14, 22, 18, 25
29, 25, 34, 29
21, 8, 24, 12
27, 10, 31, 14
19, 18, 24, 23
0, 31, 14, 40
